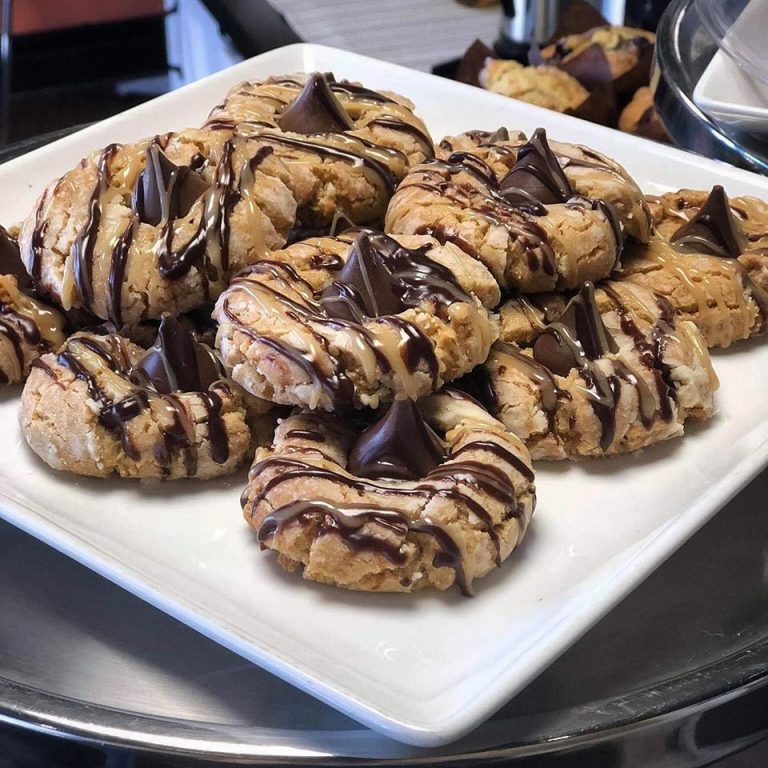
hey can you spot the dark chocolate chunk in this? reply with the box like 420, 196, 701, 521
482, 127, 510, 145
671, 185, 747, 259
348, 398, 446, 480
132, 144, 209, 226
0, 225, 33, 292
277, 73, 354, 134
533, 282, 617, 373
132, 313, 222, 393
500, 128, 573, 205
319, 232, 401, 321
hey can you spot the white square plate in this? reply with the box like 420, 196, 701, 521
1, 44, 768, 748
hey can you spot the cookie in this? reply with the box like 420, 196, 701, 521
213, 229, 499, 410
205, 72, 434, 229
622, 186, 768, 348
242, 391, 535, 594
21, 315, 254, 479
386, 128, 626, 293
647, 186, 768, 249
457, 282, 717, 460
541, 26, 655, 86
435, 127, 651, 242
0, 225, 67, 384
18, 129, 298, 326
618, 87, 669, 143
480, 59, 589, 113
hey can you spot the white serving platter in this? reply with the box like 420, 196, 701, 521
1, 43, 768, 748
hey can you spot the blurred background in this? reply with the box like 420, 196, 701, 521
0, 0, 668, 146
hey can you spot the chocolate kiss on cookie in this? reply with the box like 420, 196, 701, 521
500, 128, 572, 206
132, 144, 209, 227
533, 282, 617, 375
482, 127, 510, 146
132, 313, 221, 393
0, 224, 33, 292
277, 73, 355, 134
320, 232, 401, 321
671, 185, 747, 259
348, 398, 446, 480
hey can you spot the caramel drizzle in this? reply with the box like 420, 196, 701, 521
29, 136, 272, 323
242, 131, 400, 196
206, 75, 433, 160
402, 153, 561, 278
249, 428, 531, 592
221, 245, 465, 407
494, 286, 680, 452
634, 240, 757, 345
0, 282, 65, 383
35, 335, 230, 475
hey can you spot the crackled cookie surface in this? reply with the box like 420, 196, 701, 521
457, 282, 717, 460
387, 128, 629, 294
623, 186, 768, 348
480, 60, 589, 113
436, 127, 651, 242
205, 72, 434, 229
0, 226, 66, 384
213, 229, 498, 410
242, 392, 535, 594
18, 128, 297, 326
21, 316, 253, 479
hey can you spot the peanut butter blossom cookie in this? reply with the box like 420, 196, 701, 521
0, 225, 66, 384
205, 72, 434, 229
386, 128, 645, 293
456, 282, 717, 460
622, 186, 768, 348
21, 315, 253, 479
18, 129, 298, 327
242, 391, 535, 594
647, 186, 768, 248
213, 229, 498, 410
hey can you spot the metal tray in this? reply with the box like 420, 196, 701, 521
1, 465, 766, 765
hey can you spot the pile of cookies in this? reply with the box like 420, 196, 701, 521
2, 70, 766, 595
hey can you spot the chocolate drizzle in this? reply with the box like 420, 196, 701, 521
412, 152, 558, 278
71, 144, 119, 310
500, 128, 573, 207
250, 405, 534, 593
533, 283, 620, 450
348, 398, 446, 480
0, 225, 33, 292
277, 74, 355, 134
222, 231, 476, 408
671, 185, 747, 259
53, 330, 230, 475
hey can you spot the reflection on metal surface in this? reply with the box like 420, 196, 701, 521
0, 467, 766, 763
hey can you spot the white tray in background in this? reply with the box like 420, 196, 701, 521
1, 44, 768, 748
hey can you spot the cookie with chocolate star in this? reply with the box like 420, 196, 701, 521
387, 128, 637, 294
21, 315, 258, 479
242, 391, 535, 594
213, 229, 499, 410
457, 282, 717, 460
